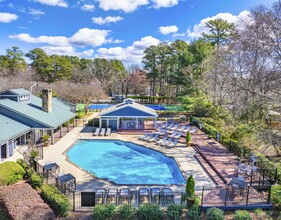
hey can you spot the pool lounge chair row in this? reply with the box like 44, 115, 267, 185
138, 133, 179, 148
93, 127, 111, 136
95, 187, 174, 205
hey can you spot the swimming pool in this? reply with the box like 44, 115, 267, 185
66, 140, 185, 185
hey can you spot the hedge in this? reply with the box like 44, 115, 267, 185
40, 184, 72, 217
0, 162, 25, 185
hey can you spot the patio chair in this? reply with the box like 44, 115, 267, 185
161, 122, 169, 128
156, 136, 167, 145
150, 188, 161, 204
177, 125, 186, 132
105, 127, 111, 136
106, 188, 118, 204
99, 128, 106, 136
93, 128, 100, 136
147, 133, 159, 142
138, 132, 149, 140
189, 128, 198, 133
168, 131, 178, 138
170, 124, 179, 131
160, 137, 172, 147
118, 188, 132, 205
159, 128, 167, 135
162, 188, 174, 205
143, 133, 153, 141
139, 188, 149, 204
95, 188, 107, 204
167, 138, 178, 148
166, 123, 174, 129
182, 126, 191, 133
173, 132, 182, 139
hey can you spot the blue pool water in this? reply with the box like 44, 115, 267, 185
66, 140, 185, 185
88, 103, 167, 111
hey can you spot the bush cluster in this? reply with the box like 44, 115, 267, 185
0, 162, 25, 185
167, 204, 183, 220
29, 173, 44, 189
40, 184, 72, 217
136, 203, 163, 220
118, 204, 135, 220
93, 204, 116, 220
233, 210, 252, 220
0, 183, 55, 220
187, 204, 200, 220
206, 207, 224, 220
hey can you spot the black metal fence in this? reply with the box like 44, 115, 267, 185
201, 185, 272, 210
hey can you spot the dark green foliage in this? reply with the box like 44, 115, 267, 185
0, 162, 25, 185
206, 207, 224, 220
137, 203, 163, 220
42, 134, 50, 143
186, 175, 195, 199
167, 204, 183, 220
233, 210, 252, 220
271, 185, 281, 207
118, 204, 135, 220
40, 184, 71, 217
16, 159, 33, 179
93, 204, 116, 220
29, 173, 44, 189
187, 205, 200, 220
30, 150, 39, 159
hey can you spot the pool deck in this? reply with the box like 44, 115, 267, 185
40, 125, 215, 192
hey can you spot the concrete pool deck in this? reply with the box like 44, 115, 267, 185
40, 125, 215, 192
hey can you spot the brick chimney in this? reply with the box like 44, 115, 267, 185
42, 89, 52, 113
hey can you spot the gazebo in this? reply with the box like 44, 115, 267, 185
99, 98, 158, 130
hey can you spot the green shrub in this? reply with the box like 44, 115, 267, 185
30, 150, 39, 159
186, 131, 191, 146
137, 203, 163, 220
271, 185, 281, 207
29, 172, 44, 189
40, 184, 71, 217
187, 205, 200, 220
186, 175, 195, 199
206, 207, 224, 220
16, 159, 33, 179
167, 204, 183, 220
93, 204, 116, 220
0, 162, 25, 185
234, 210, 252, 220
118, 204, 134, 220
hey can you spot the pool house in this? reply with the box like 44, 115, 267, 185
98, 98, 158, 130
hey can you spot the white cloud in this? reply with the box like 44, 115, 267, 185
151, 0, 179, 9
0, 12, 18, 23
70, 28, 110, 47
159, 25, 178, 35
97, 0, 149, 13
92, 16, 124, 25
10, 28, 114, 47
34, 0, 68, 8
41, 45, 94, 56
81, 4, 95, 11
97, 36, 160, 63
28, 8, 45, 15
187, 10, 251, 39
172, 33, 185, 38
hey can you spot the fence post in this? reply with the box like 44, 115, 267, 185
262, 170, 265, 185
267, 186, 272, 204
274, 168, 278, 184
224, 186, 228, 206
201, 187, 204, 208
250, 170, 253, 186
73, 191, 75, 211
245, 186, 250, 206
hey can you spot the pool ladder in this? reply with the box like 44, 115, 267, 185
88, 169, 97, 176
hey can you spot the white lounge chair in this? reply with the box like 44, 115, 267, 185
138, 132, 149, 140
177, 125, 186, 132
147, 133, 159, 142
183, 125, 191, 133
168, 131, 177, 138
93, 128, 100, 136
166, 123, 174, 129
99, 128, 106, 136
156, 136, 167, 145
143, 133, 153, 141
159, 128, 167, 135
167, 139, 178, 148
189, 128, 198, 133
160, 137, 172, 146
173, 132, 182, 139
105, 127, 111, 136
170, 124, 179, 131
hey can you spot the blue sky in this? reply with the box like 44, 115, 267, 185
0, 0, 276, 64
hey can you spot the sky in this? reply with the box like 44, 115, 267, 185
0, 0, 277, 65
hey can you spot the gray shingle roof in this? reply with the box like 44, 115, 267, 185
99, 101, 158, 117
0, 114, 31, 144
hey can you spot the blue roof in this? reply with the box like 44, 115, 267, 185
0, 91, 76, 129
0, 89, 31, 96
0, 114, 31, 144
